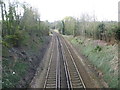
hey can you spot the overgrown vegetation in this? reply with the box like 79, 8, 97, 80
1, 0, 50, 88
2, 56, 28, 88
54, 15, 119, 44
65, 36, 118, 88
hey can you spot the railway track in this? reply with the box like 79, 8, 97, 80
43, 33, 86, 89
60, 36, 86, 89
43, 34, 58, 88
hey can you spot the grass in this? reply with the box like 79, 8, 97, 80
2, 57, 28, 88
64, 35, 118, 88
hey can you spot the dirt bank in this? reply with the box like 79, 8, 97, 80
2, 36, 51, 88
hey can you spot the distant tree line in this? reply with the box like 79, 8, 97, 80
54, 15, 119, 44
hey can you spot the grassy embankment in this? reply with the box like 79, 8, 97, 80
64, 35, 118, 88
2, 31, 50, 88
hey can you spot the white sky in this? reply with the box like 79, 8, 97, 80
2, 0, 120, 22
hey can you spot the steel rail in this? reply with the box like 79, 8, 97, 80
56, 36, 60, 89
61, 36, 86, 89
43, 35, 56, 89
58, 36, 72, 89
43, 34, 61, 89
58, 36, 71, 89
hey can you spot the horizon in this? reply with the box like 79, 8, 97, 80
0, 0, 120, 22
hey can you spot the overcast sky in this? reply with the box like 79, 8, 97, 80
3, 0, 120, 22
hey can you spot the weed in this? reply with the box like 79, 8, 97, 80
65, 35, 118, 88
94, 45, 102, 52
2, 57, 28, 88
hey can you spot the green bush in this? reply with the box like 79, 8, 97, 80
4, 30, 26, 47
115, 28, 120, 41
94, 45, 102, 52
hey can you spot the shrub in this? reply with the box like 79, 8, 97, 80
4, 30, 25, 47
93, 45, 102, 52
115, 28, 120, 41
94, 45, 102, 52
